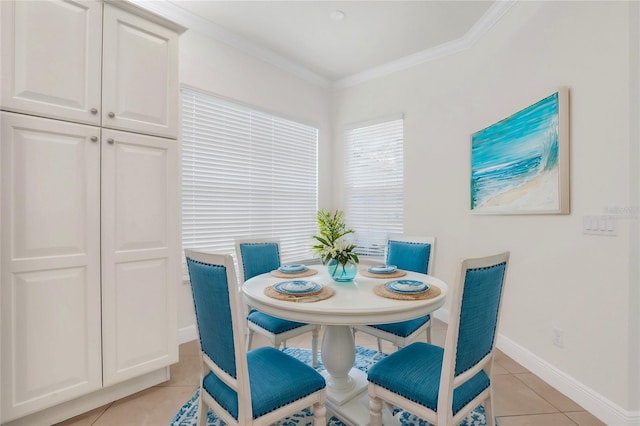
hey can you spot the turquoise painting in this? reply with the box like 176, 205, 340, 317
471, 89, 569, 214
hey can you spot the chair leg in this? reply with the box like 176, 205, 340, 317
196, 387, 207, 426
312, 393, 327, 426
369, 387, 383, 426
426, 323, 432, 343
377, 337, 383, 353
311, 327, 319, 367
485, 394, 496, 426
246, 329, 254, 351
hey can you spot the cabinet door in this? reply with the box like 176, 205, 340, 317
102, 4, 179, 139
0, 0, 102, 125
0, 113, 102, 422
101, 129, 178, 386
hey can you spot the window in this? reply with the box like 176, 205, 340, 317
344, 116, 404, 257
181, 87, 318, 272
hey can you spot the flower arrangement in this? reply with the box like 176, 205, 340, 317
312, 209, 359, 267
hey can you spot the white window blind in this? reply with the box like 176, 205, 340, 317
344, 117, 404, 257
181, 87, 318, 271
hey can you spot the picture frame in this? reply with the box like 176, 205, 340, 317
470, 87, 570, 215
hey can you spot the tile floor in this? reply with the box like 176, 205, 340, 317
56, 320, 605, 426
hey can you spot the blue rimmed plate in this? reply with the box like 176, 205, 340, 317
368, 264, 397, 274
385, 279, 429, 294
273, 280, 322, 295
278, 264, 309, 273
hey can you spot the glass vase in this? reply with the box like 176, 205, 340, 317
327, 259, 358, 282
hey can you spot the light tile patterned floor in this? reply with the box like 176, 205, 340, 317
55, 320, 605, 426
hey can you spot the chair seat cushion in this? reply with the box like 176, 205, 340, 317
203, 346, 325, 420
248, 310, 309, 334
368, 315, 430, 337
367, 342, 490, 415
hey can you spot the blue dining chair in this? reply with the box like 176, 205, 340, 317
185, 250, 327, 426
367, 251, 510, 426
353, 236, 436, 351
235, 238, 320, 367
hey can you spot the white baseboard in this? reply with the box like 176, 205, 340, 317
178, 324, 198, 344
496, 334, 639, 426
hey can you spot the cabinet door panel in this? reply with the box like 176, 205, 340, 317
12, 269, 94, 402
102, 4, 179, 138
113, 141, 169, 251
101, 129, 178, 386
0, 0, 102, 125
1, 113, 101, 421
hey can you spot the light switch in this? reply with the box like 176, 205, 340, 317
599, 216, 607, 231
583, 215, 617, 236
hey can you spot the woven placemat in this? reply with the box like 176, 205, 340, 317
264, 285, 334, 303
359, 268, 407, 279
269, 268, 318, 278
374, 283, 441, 300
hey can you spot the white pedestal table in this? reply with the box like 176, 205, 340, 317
242, 267, 448, 425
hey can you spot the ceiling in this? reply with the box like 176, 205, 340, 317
137, 1, 514, 87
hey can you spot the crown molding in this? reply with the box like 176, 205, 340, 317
465, 0, 517, 47
333, 0, 517, 89
127, 0, 332, 88
128, 0, 516, 91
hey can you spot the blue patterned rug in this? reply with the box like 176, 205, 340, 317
170, 346, 493, 426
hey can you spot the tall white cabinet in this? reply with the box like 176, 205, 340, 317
0, 1, 183, 424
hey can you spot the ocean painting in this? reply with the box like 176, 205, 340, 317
471, 89, 569, 214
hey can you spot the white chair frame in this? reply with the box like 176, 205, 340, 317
185, 250, 327, 426
235, 238, 320, 366
368, 251, 510, 426
353, 235, 436, 351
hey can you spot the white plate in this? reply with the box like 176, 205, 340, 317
278, 264, 308, 273
385, 279, 429, 294
368, 264, 397, 274
273, 280, 322, 295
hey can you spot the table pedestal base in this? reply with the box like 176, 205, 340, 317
323, 367, 367, 405
327, 392, 400, 426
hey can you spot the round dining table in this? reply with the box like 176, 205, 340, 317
242, 265, 448, 425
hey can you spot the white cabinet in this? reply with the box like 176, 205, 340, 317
101, 129, 178, 386
0, 0, 103, 125
0, 1, 182, 423
1, 0, 180, 138
0, 112, 103, 420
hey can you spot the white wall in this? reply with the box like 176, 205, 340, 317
177, 29, 333, 333
333, 1, 637, 423
173, 2, 639, 423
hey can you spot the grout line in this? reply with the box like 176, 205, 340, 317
508, 372, 562, 413
495, 412, 580, 426
90, 402, 114, 426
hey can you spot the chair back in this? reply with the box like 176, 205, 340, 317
385, 235, 436, 275
185, 250, 253, 422
235, 238, 281, 283
438, 252, 510, 413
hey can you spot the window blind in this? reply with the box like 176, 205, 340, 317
181, 87, 319, 275
344, 117, 404, 257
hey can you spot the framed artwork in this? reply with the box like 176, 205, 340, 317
470, 88, 570, 214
